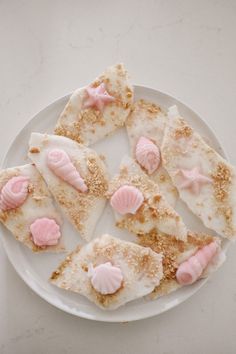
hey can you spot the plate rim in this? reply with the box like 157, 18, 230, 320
0, 84, 229, 322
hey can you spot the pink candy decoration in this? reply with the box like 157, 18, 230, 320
178, 167, 212, 195
30, 217, 61, 247
83, 83, 115, 111
47, 149, 88, 192
135, 136, 161, 175
0, 176, 29, 211
110, 185, 144, 215
176, 242, 218, 285
89, 262, 123, 295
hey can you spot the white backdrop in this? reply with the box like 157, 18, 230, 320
0, 1, 235, 353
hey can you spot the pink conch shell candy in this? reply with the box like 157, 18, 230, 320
176, 242, 218, 285
110, 185, 144, 215
0, 176, 29, 211
135, 136, 161, 175
47, 149, 88, 192
30, 217, 61, 247
88, 262, 123, 295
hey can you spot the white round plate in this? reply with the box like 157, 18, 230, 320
0, 85, 229, 322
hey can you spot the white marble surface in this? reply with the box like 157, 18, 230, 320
0, 0, 236, 353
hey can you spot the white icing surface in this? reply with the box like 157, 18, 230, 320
109, 156, 187, 240
0, 164, 63, 251
51, 234, 163, 310
55, 64, 133, 145
126, 101, 178, 206
157, 238, 225, 297
162, 106, 236, 240
28, 133, 109, 241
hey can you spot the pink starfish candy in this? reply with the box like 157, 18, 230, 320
83, 83, 115, 111
178, 167, 212, 194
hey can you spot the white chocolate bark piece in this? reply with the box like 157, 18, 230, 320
138, 230, 225, 299
126, 99, 178, 206
28, 133, 109, 241
0, 164, 63, 252
107, 156, 188, 241
162, 105, 236, 240
54, 63, 133, 146
50, 234, 163, 310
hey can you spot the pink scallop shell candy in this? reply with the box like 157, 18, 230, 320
0, 176, 29, 211
110, 185, 144, 215
47, 149, 88, 192
135, 136, 161, 175
176, 242, 218, 285
30, 218, 61, 247
88, 262, 123, 295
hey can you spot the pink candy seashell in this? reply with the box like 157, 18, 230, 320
47, 149, 88, 192
176, 242, 218, 285
135, 136, 161, 175
30, 217, 61, 247
0, 176, 29, 211
178, 167, 212, 195
83, 83, 115, 112
88, 262, 123, 295
110, 185, 144, 215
